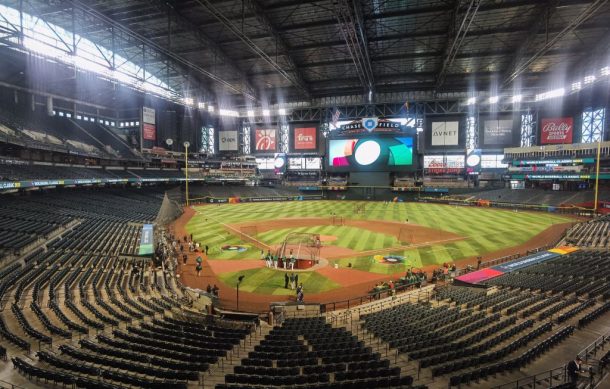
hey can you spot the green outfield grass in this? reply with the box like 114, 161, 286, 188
217, 268, 340, 296
257, 225, 398, 250
186, 201, 573, 294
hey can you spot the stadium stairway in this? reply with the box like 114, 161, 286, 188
424, 288, 610, 389
477, 308, 610, 389
346, 318, 421, 384
326, 286, 437, 386
203, 324, 273, 389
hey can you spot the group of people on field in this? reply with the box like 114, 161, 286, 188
260, 249, 304, 302
261, 249, 297, 270
284, 272, 299, 290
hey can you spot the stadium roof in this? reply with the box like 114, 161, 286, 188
1, 0, 609, 110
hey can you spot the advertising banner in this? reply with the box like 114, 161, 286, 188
454, 249, 573, 285
431, 121, 459, 146
541, 117, 573, 144
423, 155, 464, 174
294, 127, 317, 150
142, 107, 156, 141
138, 224, 154, 256
218, 130, 238, 151
255, 129, 277, 151
483, 119, 513, 145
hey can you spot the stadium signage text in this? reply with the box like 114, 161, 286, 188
513, 158, 594, 166
219, 130, 239, 151
338, 118, 405, 135
540, 117, 573, 144
293, 127, 317, 150
431, 121, 459, 146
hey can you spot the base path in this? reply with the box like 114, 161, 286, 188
207, 259, 265, 274
228, 217, 462, 245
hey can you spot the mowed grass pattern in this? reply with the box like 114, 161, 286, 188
218, 268, 340, 296
188, 201, 570, 262
257, 225, 398, 250
186, 201, 572, 291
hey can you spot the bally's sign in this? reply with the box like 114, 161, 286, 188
218, 130, 238, 151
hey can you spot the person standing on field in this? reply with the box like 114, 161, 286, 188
290, 273, 296, 290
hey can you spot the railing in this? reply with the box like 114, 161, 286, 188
0, 379, 28, 389
321, 280, 429, 313
579, 330, 610, 363
418, 195, 595, 216
491, 366, 567, 389
492, 329, 610, 389
454, 241, 563, 278
327, 286, 434, 327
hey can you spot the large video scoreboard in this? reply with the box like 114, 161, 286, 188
326, 118, 417, 172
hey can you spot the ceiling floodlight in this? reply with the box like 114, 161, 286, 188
571, 82, 582, 92
535, 88, 564, 101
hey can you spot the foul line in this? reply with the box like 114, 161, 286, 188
203, 212, 273, 251
325, 236, 467, 260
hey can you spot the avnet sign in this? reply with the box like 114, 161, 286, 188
431, 121, 459, 146
219, 131, 238, 151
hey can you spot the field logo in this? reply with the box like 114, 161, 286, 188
541, 117, 573, 144
294, 127, 317, 150
255, 129, 276, 151
362, 117, 379, 132
221, 245, 248, 252
374, 254, 406, 264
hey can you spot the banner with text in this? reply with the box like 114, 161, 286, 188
431, 121, 459, 146
142, 107, 156, 141
483, 119, 513, 145
255, 129, 277, 152
138, 224, 154, 256
293, 127, 317, 150
218, 130, 238, 151
541, 117, 573, 144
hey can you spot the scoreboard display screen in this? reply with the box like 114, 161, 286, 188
327, 136, 415, 172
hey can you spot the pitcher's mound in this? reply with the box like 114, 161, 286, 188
319, 235, 337, 242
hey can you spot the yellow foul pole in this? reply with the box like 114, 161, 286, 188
594, 139, 601, 213
184, 142, 190, 207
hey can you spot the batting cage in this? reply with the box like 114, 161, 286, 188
276, 232, 321, 269
353, 202, 366, 215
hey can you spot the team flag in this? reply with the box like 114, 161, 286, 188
331, 108, 341, 128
